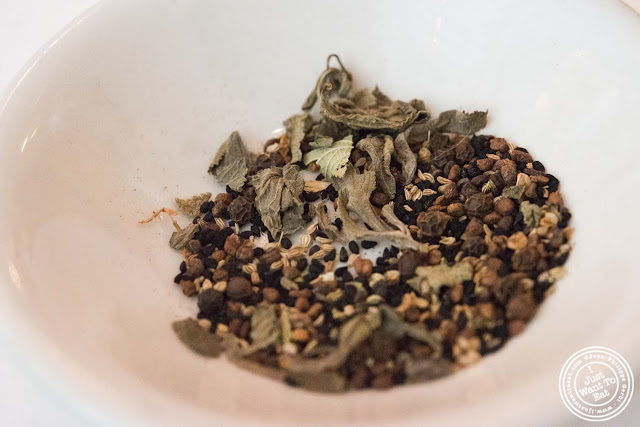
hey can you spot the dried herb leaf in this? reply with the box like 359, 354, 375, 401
174, 192, 212, 217
169, 223, 200, 250
520, 201, 542, 233
302, 66, 353, 111
229, 357, 286, 381
172, 318, 222, 357
405, 358, 453, 383
427, 110, 488, 135
284, 112, 312, 163
251, 164, 305, 236
208, 131, 251, 191
242, 303, 280, 356
379, 305, 442, 356
320, 84, 420, 131
356, 135, 396, 198
393, 131, 418, 185
285, 371, 346, 393
280, 305, 292, 344
303, 135, 354, 178
502, 185, 525, 200
407, 261, 473, 296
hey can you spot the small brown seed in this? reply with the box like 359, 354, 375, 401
462, 236, 487, 257
187, 258, 205, 277
353, 257, 373, 277
295, 297, 310, 312
262, 287, 280, 303
489, 138, 508, 152
371, 372, 394, 390
524, 182, 537, 198
371, 191, 391, 208
180, 280, 197, 296
228, 318, 243, 336
498, 159, 518, 186
224, 234, 242, 256
464, 193, 494, 217
185, 239, 202, 254
446, 203, 465, 217
235, 244, 254, 263
494, 198, 515, 216
291, 328, 309, 342
212, 268, 228, 282
438, 319, 457, 344
428, 249, 442, 265
510, 149, 533, 164
476, 158, 495, 171
398, 249, 420, 277
239, 320, 251, 339
506, 292, 536, 321
404, 306, 421, 323
483, 211, 502, 226
512, 247, 539, 272
477, 303, 497, 320
507, 232, 528, 251
480, 270, 500, 288
307, 303, 323, 319
548, 191, 564, 205
226, 276, 252, 300
449, 283, 464, 304
290, 289, 312, 298
282, 265, 300, 279
349, 367, 370, 389
417, 211, 451, 238
508, 320, 526, 337
211, 249, 227, 261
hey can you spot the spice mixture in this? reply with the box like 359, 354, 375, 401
142, 55, 572, 392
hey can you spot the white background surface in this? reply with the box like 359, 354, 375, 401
0, 1, 639, 426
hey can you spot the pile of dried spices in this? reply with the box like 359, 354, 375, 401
142, 55, 572, 393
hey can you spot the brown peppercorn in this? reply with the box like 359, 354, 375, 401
480, 270, 500, 288
372, 372, 394, 390
226, 276, 252, 300
494, 197, 515, 216
289, 289, 312, 298
212, 193, 234, 217
508, 320, 526, 337
212, 268, 228, 282
228, 196, 253, 225
461, 182, 480, 198
282, 265, 300, 279
461, 236, 487, 257
486, 257, 503, 271
353, 257, 373, 277
371, 331, 398, 361
404, 306, 421, 323
228, 318, 243, 336
463, 217, 484, 238
476, 158, 495, 172
398, 250, 420, 277
295, 297, 310, 312
498, 159, 518, 186
371, 191, 391, 208
470, 173, 490, 188
464, 193, 493, 217
438, 319, 457, 344
548, 191, 564, 206
349, 367, 370, 389
291, 328, 309, 342
224, 234, 242, 256
506, 292, 536, 321
512, 247, 539, 272
262, 287, 280, 303
497, 215, 513, 232
489, 138, 508, 152
187, 258, 205, 277
261, 247, 282, 265
510, 149, 533, 164
410, 342, 433, 358
239, 320, 251, 339
449, 283, 463, 303
447, 164, 461, 182
483, 211, 502, 226
235, 243, 254, 263
307, 303, 324, 319
524, 182, 537, 199
185, 239, 202, 254
180, 279, 197, 296
417, 211, 451, 238
477, 302, 497, 320
427, 249, 442, 265
454, 138, 474, 163
211, 249, 227, 261
446, 202, 465, 217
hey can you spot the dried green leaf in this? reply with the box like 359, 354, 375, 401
520, 201, 542, 233
356, 135, 396, 198
405, 357, 453, 383
379, 305, 442, 356
242, 303, 280, 356
320, 83, 420, 131
174, 192, 211, 217
250, 164, 305, 236
229, 357, 286, 381
284, 112, 312, 163
172, 318, 222, 357
427, 110, 488, 135
393, 131, 418, 185
286, 371, 346, 393
208, 131, 251, 191
303, 135, 353, 178
302, 66, 353, 111
502, 185, 525, 200
169, 223, 200, 250
407, 261, 473, 296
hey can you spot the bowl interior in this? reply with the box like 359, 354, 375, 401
1, 0, 640, 425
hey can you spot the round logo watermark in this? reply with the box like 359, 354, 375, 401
559, 346, 634, 422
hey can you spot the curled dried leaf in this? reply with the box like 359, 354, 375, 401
169, 223, 200, 250
208, 131, 251, 191
356, 135, 396, 198
303, 135, 354, 178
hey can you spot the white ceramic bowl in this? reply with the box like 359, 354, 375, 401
1, 0, 640, 425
